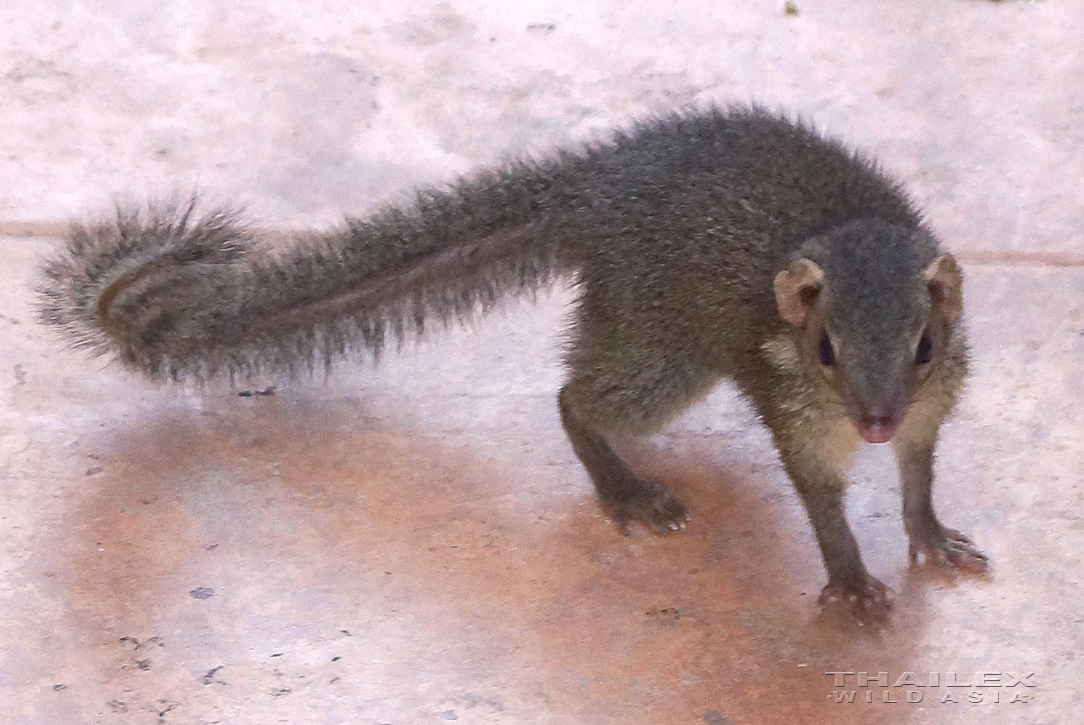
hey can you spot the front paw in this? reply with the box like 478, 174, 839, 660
908, 527, 989, 572
600, 478, 689, 536
818, 576, 894, 625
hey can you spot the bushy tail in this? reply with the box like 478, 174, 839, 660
39, 167, 575, 382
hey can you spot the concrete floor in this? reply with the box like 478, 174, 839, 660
2, 1, 1082, 723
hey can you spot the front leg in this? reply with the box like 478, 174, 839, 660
894, 436, 989, 572
779, 442, 893, 624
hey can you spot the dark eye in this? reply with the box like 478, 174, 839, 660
915, 330, 933, 365
818, 330, 836, 367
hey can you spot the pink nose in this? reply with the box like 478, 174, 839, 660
857, 416, 898, 444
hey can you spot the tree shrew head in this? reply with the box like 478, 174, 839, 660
774, 219, 962, 444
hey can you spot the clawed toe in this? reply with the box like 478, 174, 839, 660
819, 577, 894, 625
602, 478, 689, 536
909, 528, 989, 573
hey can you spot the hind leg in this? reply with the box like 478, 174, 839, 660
558, 261, 725, 533
558, 385, 689, 534
558, 320, 724, 534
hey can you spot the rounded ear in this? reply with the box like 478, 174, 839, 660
774, 258, 824, 326
924, 254, 963, 324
